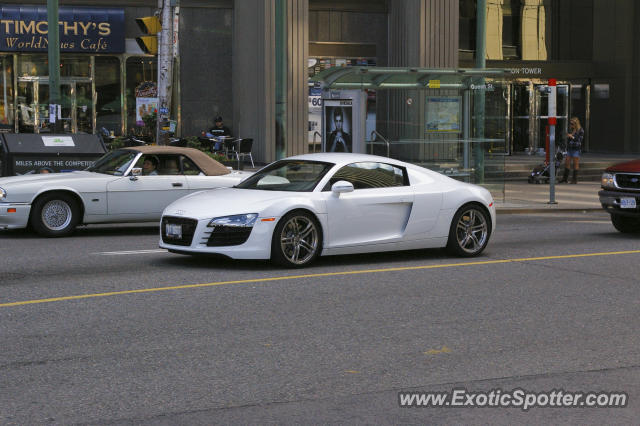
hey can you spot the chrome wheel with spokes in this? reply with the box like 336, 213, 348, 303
41, 199, 73, 231
272, 211, 322, 267
30, 193, 80, 237
447, 204, 491, 257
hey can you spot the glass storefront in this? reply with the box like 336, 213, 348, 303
0, 56, 14, 131
2, 53, 156, 137
95, 56, 122, 135
508, 79, 588, 154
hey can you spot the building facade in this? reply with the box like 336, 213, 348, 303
1, 0, 638, 162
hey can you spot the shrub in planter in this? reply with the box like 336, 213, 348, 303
206, 152, 242, 170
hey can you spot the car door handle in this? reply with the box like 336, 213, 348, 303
172, 182, 183, 187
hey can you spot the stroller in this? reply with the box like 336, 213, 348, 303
527, 148, 566, 184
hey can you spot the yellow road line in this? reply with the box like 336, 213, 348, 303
2, 250, 640, 308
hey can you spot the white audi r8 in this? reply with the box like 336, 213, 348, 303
159, 153, 496, 267
0, 146, 252, 236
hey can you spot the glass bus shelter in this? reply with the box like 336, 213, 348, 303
310, 66, 510, 198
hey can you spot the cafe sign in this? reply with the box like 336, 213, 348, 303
0, 5, 124, 53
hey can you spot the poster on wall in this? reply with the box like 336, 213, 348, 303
324, 99, 353, 153
135, 97, 158, 126
425, 96, 462, 133
135, 81, 158, 126
308, 85, 323, 143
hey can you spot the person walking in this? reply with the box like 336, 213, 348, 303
560, 117, 584, 183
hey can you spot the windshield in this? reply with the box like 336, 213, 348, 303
86, 150, 138, 176
236, 160, 334, 191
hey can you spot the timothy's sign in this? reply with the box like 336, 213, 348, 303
0, 5, 124, 53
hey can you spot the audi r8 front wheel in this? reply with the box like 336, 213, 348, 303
271, 210, 322, 268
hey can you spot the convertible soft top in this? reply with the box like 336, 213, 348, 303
125, 146, 230, 176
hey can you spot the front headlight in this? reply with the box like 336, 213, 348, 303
601, 173, 615, 189
208, 213, 258, 228
0, 187, 6, 201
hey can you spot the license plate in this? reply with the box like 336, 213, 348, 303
165, 223, 182, 239
620, 198, 637, 209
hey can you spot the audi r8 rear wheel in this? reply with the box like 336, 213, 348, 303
30, 193, 80, 237
446, 204, 491, 257
610, 214, 640, 233
271, 211, 322, 267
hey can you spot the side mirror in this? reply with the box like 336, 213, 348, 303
130, 167, 142, 180
331, 180, 354, 194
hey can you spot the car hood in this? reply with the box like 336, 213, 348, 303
0, 171, 108, 187
164, 187, 301, 220
605, 159, 640, 173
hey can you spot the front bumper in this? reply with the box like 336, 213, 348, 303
159, 216, 278, 259
0, 203, 31, 230
598, 189, 640, 217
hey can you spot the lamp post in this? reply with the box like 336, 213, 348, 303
156, 0, 174, 145
47, 0, 61, 132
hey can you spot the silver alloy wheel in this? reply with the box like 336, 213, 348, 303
41, 199, 73, 231
455, 208, 488, 254
280, 215, 319, 265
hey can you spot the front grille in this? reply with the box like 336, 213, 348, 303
204, 225, 253, 247
161, 216, 198, 246
615, 173, 640, 190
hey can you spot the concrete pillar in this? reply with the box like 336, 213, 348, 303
389, 0, 458, 68
233, 0, 308, 163
387, 0, 458, 160
233, 0, 275, 163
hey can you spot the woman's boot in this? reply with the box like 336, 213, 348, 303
571, 169, 579, 184
559, 168, 570, 183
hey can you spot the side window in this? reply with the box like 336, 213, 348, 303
324, 162, 408, 190
157, 155, 181, 175
136, 154, 160, 176
181, 155, 203, 175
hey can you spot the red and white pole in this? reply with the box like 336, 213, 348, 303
548, 78, 558, 204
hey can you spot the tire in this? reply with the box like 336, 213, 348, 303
271, 210, 322, 267
446, 204, 491, 257
30, 193, 80, 237
610, 214, 640, 233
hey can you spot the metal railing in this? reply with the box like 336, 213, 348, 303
369, 130, 390, 157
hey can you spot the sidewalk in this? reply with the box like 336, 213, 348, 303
492, 152, 636, 213
493, 181, 603, 213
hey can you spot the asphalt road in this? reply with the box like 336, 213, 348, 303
1, 211, 639, 424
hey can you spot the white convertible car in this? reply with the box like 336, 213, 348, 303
160, 153, 496, 267
0, 146, 252, 236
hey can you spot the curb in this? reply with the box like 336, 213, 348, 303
496, 207, 603, 214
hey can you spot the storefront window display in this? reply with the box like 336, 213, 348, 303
60, 56, 91, 78
126, 56, 157, 140
0, 56, 14, 131
18, 54, 48, 77
95, 56, 122, 135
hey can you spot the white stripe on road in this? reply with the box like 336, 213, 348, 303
571, 220, 612, 224
94, 249, 168, 256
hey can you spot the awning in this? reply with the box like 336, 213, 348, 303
310, 66, 508, 90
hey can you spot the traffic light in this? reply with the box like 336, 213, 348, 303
135, 16, 161, 55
